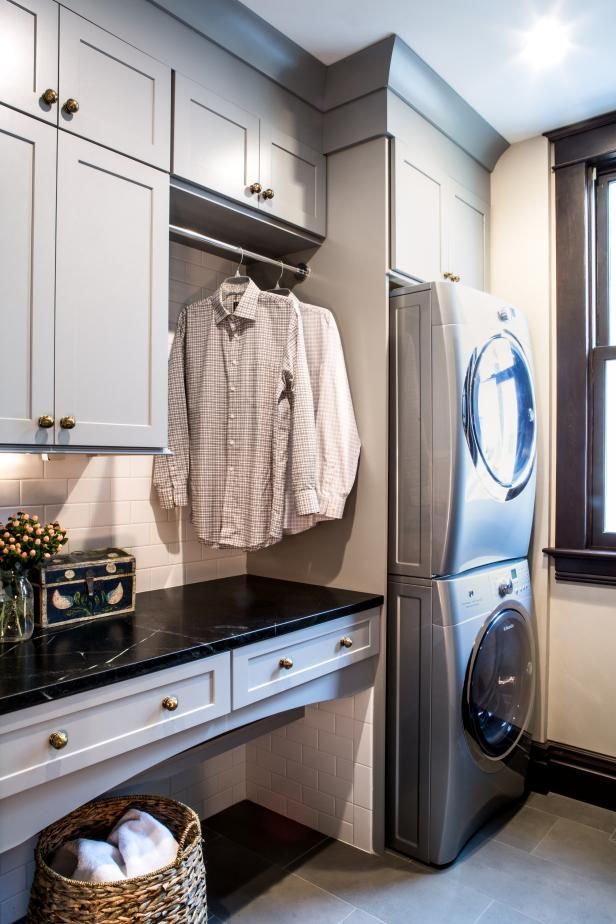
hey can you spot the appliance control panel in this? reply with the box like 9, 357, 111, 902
494, 561, 530, 599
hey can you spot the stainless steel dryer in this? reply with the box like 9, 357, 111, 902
389, 282, 537, 579
386, 558, 536, 866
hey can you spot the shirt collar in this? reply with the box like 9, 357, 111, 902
212, 278, 260, 324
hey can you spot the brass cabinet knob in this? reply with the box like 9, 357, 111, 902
49, 731, 68, 750
279, 657, 293, 670
63, 98, 79, 114
443, 271, 460, 282
38, 415, 54, 429
162, 695, 178, 711
262, 188, 275, 200
249, 182, 262, 194
41, 88, 58, 105
340, 636, 353, 649
59, 416, 76, 429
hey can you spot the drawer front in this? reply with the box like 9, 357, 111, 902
59, 8, 171, 170
0, 653, 230, 798
232, 610, 380, 709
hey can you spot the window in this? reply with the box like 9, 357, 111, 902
546, 113, 616, 584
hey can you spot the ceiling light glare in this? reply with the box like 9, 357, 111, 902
523, 16, 571, 68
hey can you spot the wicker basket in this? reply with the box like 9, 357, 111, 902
27, 795, 207, 924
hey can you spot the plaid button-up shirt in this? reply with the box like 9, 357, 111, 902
153, 279, 319, 549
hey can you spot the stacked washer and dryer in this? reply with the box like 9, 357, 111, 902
386, 282, 538, 866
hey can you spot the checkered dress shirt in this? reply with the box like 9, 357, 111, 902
282, 297, 360, 534
153, 279, 319, 549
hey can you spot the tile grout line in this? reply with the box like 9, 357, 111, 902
528, 814, 561, 856
528, 799, 616, 836
281, 835, 331, 871
472, 898, 496, 924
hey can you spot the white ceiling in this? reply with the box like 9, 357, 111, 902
240, 0, 616, 142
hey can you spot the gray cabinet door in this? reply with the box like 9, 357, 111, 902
0, 0, 58, 123
54, 134, 169, 449
0, 106, 56, 446
259, 126, 326, 235
173, 73, 261, 207
391, 140, 445, 283
58, 8, 171, 170
446, 179, 488, 290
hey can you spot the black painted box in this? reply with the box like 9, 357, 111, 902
31, 548, 136, 628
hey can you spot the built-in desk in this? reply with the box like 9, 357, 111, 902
0, 575, 382, 852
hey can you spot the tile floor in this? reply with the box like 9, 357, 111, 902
204, 794, 616, 923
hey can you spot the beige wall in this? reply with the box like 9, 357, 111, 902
491, 136, 616, 758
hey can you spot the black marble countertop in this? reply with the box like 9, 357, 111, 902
0, 575, 383, 716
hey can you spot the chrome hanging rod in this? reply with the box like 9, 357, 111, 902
169, 224, 310, 281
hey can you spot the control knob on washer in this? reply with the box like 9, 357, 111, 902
498, 580, 514, 597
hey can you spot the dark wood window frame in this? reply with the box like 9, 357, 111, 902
544, 111, 616, 584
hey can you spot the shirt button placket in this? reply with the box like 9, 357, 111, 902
223, 319, 239, 542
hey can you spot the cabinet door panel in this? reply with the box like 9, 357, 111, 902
260, 128, 326, 235
173, 74, 260, 206
447, 180, 487, 290
58, 8, 171, 170
55, 134, 168, 449
391, 141, 444, 283
0, 0, 58, 123
0, 106, 56, 446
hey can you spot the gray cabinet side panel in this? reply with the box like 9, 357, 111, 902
389, 290, 432, 578
386, 580, 432, 862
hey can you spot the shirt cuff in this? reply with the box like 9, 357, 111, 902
320, 493, 347, 520
294, 487, 320, 516
156, 482, 188, 509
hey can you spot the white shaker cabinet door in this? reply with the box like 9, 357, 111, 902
446, 179, 488, 291
0, 107, 56, 446
54, 134, 169, 449
173, 73, 261, 207
0, 0, 58, 123
259, 127, 326, 235
58, 8, 171, 170
391, 140, 445, 283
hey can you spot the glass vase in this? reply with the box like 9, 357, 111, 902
0, 569, 35, 642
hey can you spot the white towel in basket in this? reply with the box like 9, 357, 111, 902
51, 808, 179, 882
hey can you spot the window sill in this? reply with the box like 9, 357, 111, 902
543, 547, 616, 586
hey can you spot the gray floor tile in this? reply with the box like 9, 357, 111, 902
291, 839, 492, 924
532, 817, 616, 885
221, 870, 354, 923
342, 911, 387, 924
476, 900, 542, 923
448, 834, 616, 923
527, 792, 616, 834
491, 805, 558, 853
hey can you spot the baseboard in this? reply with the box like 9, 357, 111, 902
530, 740, 616, 811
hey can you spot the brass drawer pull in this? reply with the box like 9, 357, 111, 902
63, 98, 79, 114
279, 657, 293, 670
340, 636, 353, 649
49, 731, 68, 750
60, 415, 76, 429
38, 415, 54, 428
249, 182, 262, 194
41, 88, 58, 105
443, 271, 461, 283
262, 188, 275, 200
162, 695, 178, 711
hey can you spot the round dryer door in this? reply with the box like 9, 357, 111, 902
464, 607, 535, 761
464, 332, 536, 500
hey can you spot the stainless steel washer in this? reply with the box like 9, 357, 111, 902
386, 558, 536, 866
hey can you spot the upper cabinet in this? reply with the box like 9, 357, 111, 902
0, 107, 56, 447
173, 73, 326, 236
391, 139, 489, 291
0, 0, 58, 124
58, 9, 171, 170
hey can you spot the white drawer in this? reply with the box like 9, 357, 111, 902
0, 652, 230, 799
232, 609, 380, 709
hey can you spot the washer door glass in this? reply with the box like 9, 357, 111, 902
469, 333, 536, 496
465, 608, 534, 760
